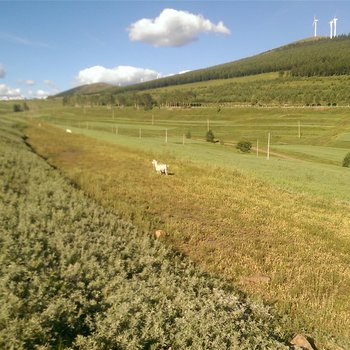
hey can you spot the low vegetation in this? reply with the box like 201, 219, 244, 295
236, 141, 252, 152
3, 38, 350, 347
13, 102, 29, 113
0, 115, 291, 348
23, 102, 350, 350
205, 129, 215, 143
342, 152, 350, 167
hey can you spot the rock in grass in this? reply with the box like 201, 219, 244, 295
291, 334, 317, 350
154, 229, 166, 239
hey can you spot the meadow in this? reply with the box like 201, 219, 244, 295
3, 100, 350, 349
36, 101, 350, 201
0, 111, 290, 349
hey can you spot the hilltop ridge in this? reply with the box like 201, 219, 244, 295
55, 35, 350, 107
56, 35, 350, 98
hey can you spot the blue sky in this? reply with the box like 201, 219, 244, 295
1, 1, 349, 99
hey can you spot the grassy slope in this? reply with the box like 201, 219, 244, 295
53, 36, 350, 101
23, 101, 350, 349
0, 114, 289, 349
36, 103, 350, 201
149, 73, 350, 105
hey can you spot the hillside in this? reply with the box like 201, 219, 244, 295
56, 82, 114, 97
22, 100, 350, 349
114, 34, 350, 93
0, 113, 289, 349
56, 34, 350, 101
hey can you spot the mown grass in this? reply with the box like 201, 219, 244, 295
61, 126, 350, 202
25, 110, 350, 350
272, 144, 349, 165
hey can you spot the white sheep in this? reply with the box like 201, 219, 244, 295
152, 159, 168, 175
66, 129, 72, 133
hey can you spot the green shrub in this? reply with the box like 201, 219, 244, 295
186, 130, 192, 139
206, 129, 215, 143
13, 104, 23, 112
342, 152, 350, 167
236, 140, 252, 153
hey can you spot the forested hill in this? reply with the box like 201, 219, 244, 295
56, 34, 350, 97
121, 35, 350, 92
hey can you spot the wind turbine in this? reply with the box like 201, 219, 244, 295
329, 19, 334, 39
313, 16, 318, 37
333, 16, 338, 37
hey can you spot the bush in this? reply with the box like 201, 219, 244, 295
236, 141, 252, 153
186, 130, 192, 139
342, 152, 350, 167
206, 129, 215, 143
13, 104, 23, 112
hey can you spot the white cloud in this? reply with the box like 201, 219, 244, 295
0, 64, 5, 78
0, 84, 22, 100
18, 79, 35, 85
75, 65, 161, 86
128, 8, 230, 47
27, 89, 50, 99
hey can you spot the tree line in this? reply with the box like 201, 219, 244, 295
61, 73, 350, 108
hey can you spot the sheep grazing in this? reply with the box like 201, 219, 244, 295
152, 159, 168, 175
66, 129, 72, 133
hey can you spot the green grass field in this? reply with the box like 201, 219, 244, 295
31, 102, 350, 202
3, 100, 350, 349
1, 113, 292, 349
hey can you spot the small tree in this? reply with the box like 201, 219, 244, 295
186, 130, 192, 139
13, 104, 22, 112
206, 130, 215, 143
236, 141, 252, 153
342, 152, 350, 167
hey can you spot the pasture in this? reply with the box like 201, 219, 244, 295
0, 115, 290, 349
33, 101, 350, 202
4, 100, 350, 349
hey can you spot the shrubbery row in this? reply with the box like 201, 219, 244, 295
0, 118, 289, 349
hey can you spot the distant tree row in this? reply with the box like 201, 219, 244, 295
62, 73, 350, 108
62, 90, 199, 109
